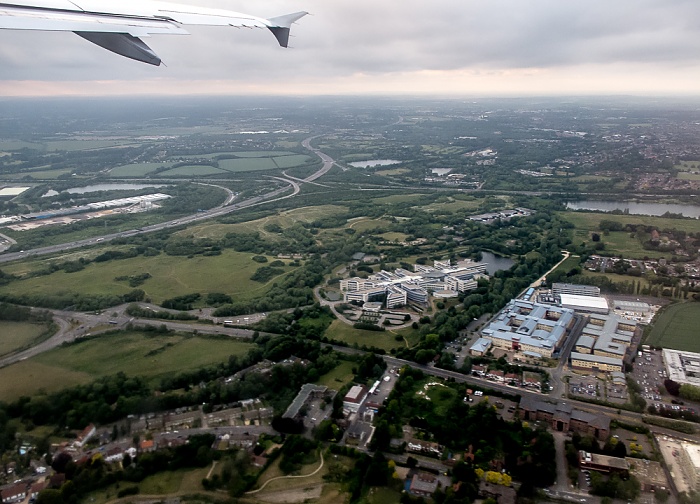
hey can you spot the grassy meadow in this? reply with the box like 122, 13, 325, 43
0, 249, 293, 305
0, 321, 51, 357
184, 205, 348, 242
0, 331, 254, 400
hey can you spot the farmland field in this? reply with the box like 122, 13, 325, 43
270, 154, 313, 169
0, 249, 292, 304
156, 165, 228, 177
110, 162, 170, 177
0, 321, 50, 357
218, 157, 277, 172
645, 303, 700, 351
229, 151, 296, 158
0, 331, 254, 400
9, 168, 73, 179
44, 139, 141, 151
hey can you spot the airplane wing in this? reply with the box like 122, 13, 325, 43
0, 0, 307, 65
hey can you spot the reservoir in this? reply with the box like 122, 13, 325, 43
348, 159, 401, 168
65, 183, 168, 194
566, 200, 700, 219
481, 251, 515, 275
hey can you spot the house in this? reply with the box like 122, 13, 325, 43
30, 481, 47, 500
505, 373, 521, 385
140, 439, 155, 452
74, 423, 96, 448
409, 472, 439, 497
407, 439, 441, 456
1, 483, 27, 504
104, 447, 124, 463
487, 370, 505, 382
472, 364, 487, 376
48, 474, 65, 489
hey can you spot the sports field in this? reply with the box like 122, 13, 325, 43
0, 331, 254, 400
0, 249, 291, 304
645, 303, 700, 351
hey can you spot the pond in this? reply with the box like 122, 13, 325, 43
348, 159, 401, 168
481, 251, 515, 275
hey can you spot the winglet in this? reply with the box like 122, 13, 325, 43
266, 11, 307, 47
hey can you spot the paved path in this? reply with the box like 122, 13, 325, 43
245, 451, 325, 494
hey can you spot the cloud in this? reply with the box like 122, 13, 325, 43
1, 0, 700, 95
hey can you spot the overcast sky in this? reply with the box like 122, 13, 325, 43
1, 0, 700, 97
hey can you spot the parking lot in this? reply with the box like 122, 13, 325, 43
569, 375, 602, 400
630, 349, 667, 408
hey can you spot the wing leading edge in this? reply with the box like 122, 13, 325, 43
0, 1, 307, 65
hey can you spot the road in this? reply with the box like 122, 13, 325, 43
0, 149, 311, 265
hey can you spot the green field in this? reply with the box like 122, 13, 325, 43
379, 232, 410, 242
348, 218, 393, 232
110, 162, 171, 177
44, 139, 141, 151
561, 211, 700, 258
582, 271, 651, 291
0, 249, 291, 304
367, 487, 402, 504
325, 320, 414, 351
270, 154, 313, 169
645, 303, 700, 351
678, 172, 700, 181
375, 168, 411, 176
372, 193, 426, 204
0, 321, 50, 357
228, 151, 296, 158
9, 168, 73, 179
218, 157, 277, 172
315, 360, 355, 389
87, 467, 213, 504
420, 198, 482, 213
562, 211, 700, 235
156, 165, 228, 177
674, 161, 700, 171
0, 331, 254, 400
188, 205, 347, 241
0, 140, 44, 150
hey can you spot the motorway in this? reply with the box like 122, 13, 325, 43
0, 152, 307, 265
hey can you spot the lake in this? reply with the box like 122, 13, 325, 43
481, 251, 515, 275
348, 159, 401, 168
566, 200, 700, 219
65, 183, 168, 194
